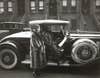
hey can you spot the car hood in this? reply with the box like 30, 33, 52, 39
0, 31, 32, 42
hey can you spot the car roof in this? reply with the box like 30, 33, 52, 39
29, 19, 70, 24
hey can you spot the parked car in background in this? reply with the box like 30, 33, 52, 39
0, 22, 26, 30
0, 20, 100, 70
0, 22, 26, 41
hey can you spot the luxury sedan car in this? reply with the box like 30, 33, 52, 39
0, 20, 100, 70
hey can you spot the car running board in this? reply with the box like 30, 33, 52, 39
47, 61, 70, 66
21, 60, 70, 66
21, 59, 31, 64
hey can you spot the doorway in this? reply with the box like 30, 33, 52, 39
17, 0, 25, 16
81, 0, 91, 15
49, 0, 57, 16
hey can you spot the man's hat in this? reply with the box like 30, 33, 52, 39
31, 24, 40, 30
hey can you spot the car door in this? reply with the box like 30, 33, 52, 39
30, 30, 47, 70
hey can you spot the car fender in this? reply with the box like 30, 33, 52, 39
72, 38, 98, 48
0, 31, 32, 43
0, 40, 18, 49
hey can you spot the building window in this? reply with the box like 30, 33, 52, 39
30, 0, 36, 13
96, 0, 100, 13
62, 0, 67, 7
39, 0, 44, 10
62, 0, 68, 13
0, 2, 4, 14
96, 0, 100, 8
96, 0, 100, 6
8, 1, 13, 12
71, 0, 76, 7
71, 0, 77, 13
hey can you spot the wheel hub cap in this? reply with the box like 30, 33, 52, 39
3, 55, 10, 63
2, 52, 14, 65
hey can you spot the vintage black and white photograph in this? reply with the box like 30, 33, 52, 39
0, 0, 100, 78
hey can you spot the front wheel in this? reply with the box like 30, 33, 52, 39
0, 48, 19, 70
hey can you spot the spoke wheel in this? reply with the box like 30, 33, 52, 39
72, 42, 98, 64
0, 48, 19, 69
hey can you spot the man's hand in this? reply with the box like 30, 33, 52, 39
58, 36, 67, 47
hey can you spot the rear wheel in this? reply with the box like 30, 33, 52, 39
0, 48, 19, 70
72, 42, 98, 64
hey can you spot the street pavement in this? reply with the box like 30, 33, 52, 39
0, 64, 100, 78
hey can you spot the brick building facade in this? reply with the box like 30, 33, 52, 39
0, 0, 100, 31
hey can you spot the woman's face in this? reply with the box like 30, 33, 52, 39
37, 26, 40, 32
31, 24, 40, 32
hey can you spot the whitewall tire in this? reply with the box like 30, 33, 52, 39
72, 42, 98, 64
0, 48, 18, 70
